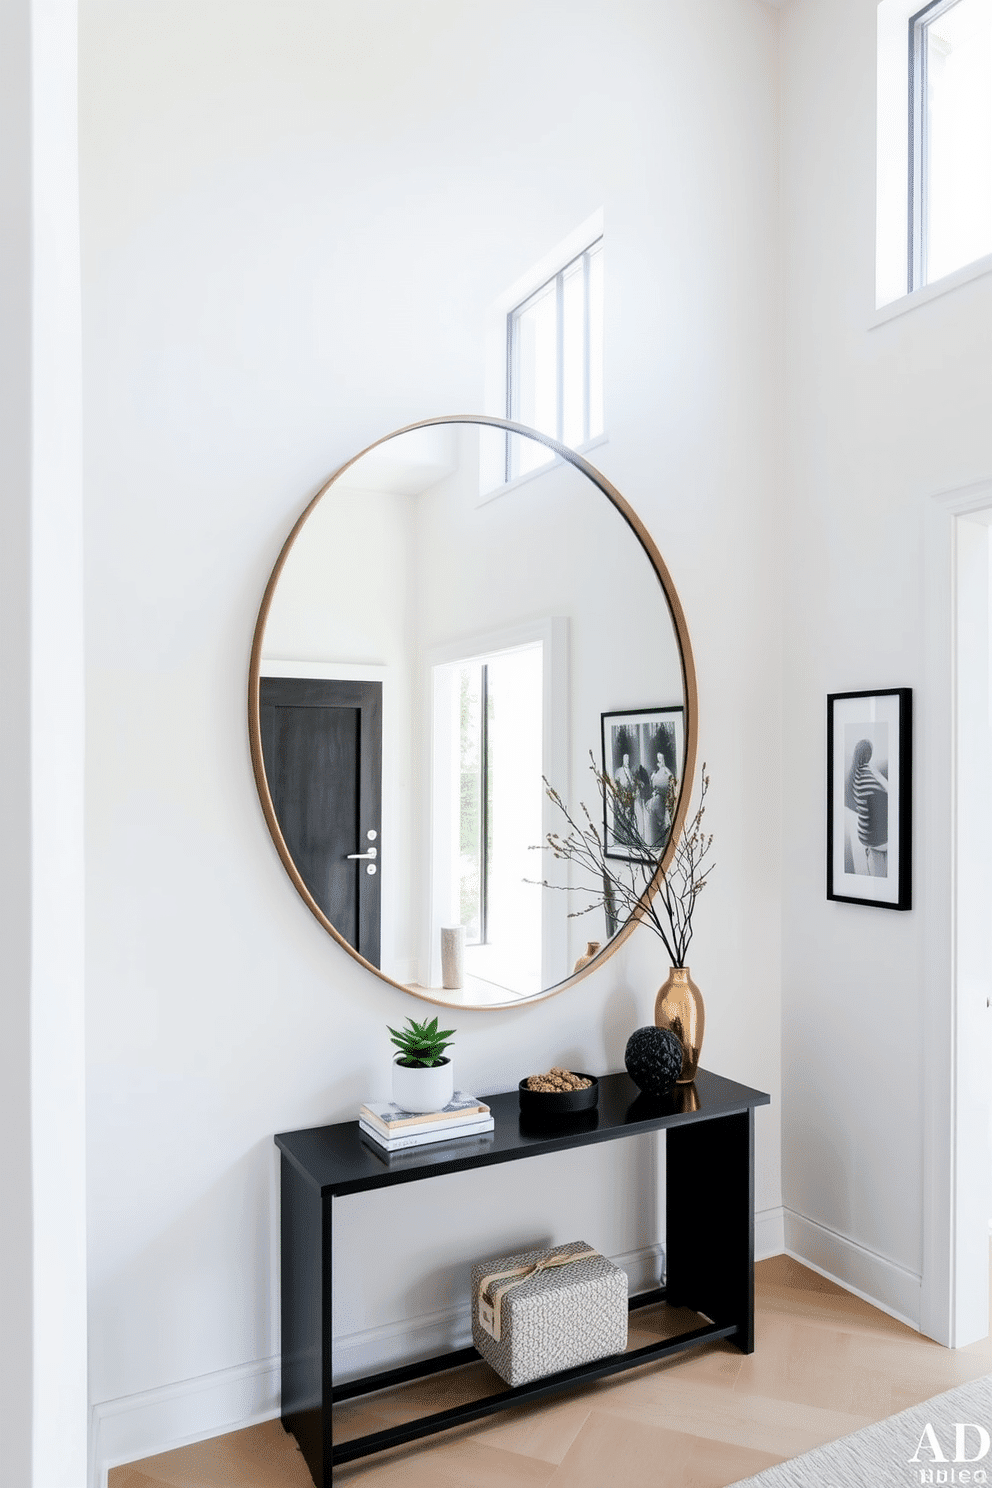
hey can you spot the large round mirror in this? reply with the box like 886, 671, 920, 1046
248, 417, 696, 1008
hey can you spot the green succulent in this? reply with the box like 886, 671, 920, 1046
388, 1015, 456, 1068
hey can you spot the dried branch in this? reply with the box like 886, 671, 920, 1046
530, 755, 714, 967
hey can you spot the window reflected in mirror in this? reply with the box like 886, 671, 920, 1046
436, 643, 544, 996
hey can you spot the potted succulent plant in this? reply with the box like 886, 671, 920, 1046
388, 1014, 456, 1113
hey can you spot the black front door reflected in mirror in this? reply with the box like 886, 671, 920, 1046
260, 677, 382, 967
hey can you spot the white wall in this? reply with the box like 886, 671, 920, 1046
0, 0, 89, 1483
780, 0, 992, 1334
0, 2, 36, 1475
80, 0, 783, 1473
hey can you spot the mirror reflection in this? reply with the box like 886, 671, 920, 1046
252, 418, 689, 1007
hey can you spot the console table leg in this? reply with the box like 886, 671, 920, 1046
279, 1156, 328, 1485
323, 1195, 334, 1485
665, 1108, 756, 1353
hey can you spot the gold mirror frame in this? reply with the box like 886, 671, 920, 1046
247, 414, 698, 1009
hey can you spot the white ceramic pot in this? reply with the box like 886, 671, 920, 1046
392, 1056, 454, 1114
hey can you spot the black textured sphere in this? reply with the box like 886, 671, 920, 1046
624, 1026, 683, 1097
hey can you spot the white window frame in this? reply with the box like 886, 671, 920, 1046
505, 238, 603, 481
482, 210, 605, 498
909, 0, 969, 291
876, 0, 992, 316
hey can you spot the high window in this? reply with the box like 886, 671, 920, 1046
909, 0, 992, 289
506, 238, 604, 481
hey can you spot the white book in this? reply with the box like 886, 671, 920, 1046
369, 1130, 499, 1167
359, 1116, 494, 1152
359, 1092, 490, 1136
361, 1110, 492, 1141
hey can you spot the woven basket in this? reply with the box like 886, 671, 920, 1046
471, 1239, 627, 1387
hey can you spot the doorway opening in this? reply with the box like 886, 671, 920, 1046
957, 515, 992, 1274
933, 491, 992, 1346
432, 642, 544, 996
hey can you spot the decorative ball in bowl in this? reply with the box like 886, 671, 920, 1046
624, 1026, 684, 1099
518, 1067, 599, 1118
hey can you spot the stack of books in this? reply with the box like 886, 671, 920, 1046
359, 1092, 493, 1152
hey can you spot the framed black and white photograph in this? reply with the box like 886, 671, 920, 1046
827, 688, 912, 911
601, 705, 685, 860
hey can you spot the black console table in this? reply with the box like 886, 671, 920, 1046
275, 1066, 769, 1486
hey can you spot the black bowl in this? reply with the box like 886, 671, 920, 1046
518, 1073, 599, 1119
519, 1107, 599, 1139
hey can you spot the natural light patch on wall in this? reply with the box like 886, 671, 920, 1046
877, 0, 992, 308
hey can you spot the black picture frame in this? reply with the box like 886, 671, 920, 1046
826, 688, 912, 910
600, 705, 685, 862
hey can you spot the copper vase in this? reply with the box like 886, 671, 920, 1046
654, 966, 704, 1083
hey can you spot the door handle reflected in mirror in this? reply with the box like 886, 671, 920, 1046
346, 848, 378, 860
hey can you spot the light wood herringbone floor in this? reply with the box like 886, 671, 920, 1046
108, 1253, 992, 1488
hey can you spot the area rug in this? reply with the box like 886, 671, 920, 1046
728, 1373, 992, 1487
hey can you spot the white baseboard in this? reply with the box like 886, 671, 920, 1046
90, 1354, 281, 1488
332, 1240, 667, 1381
755, 1204, 785, 1261
91, 1214, 783, 1483
332, 1294, 473, 1381
90, 1243, 665, 1482
333, 1212, 788, 1380
784, 1207, 922, 1330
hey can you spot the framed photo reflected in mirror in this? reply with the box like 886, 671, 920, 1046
601, 705, 685, 862
827, 688, 912, 910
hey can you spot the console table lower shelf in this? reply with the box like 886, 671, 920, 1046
275, 1067, 770, 1486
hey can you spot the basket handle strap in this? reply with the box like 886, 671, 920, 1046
477, 1247, 600, 1342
